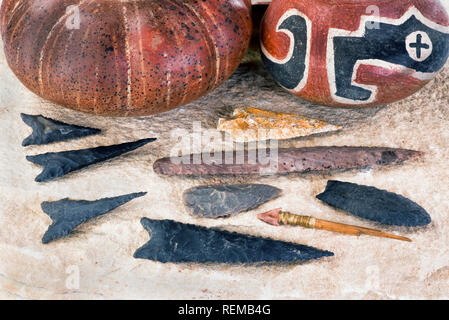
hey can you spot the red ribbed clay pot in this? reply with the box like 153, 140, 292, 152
1, 0, 252, 116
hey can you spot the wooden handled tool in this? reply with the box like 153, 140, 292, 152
258, 208, 411, 242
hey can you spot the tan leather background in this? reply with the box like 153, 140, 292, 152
1, 1, 449, 299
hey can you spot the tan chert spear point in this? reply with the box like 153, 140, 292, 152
217, 107, 340, 142
258, 208, 412, 242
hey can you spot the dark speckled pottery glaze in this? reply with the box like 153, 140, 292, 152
1, 0, 252, 116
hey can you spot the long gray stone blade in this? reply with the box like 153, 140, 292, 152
316, 180, 431, 227
183, 184, 281, 218
134, 218, 334, 264
21, 113, 101, 146
41, 192, 147, 243
26, 138, 156, 182
153, 146, 423, 176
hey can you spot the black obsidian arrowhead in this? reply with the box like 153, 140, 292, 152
134, 219, 334, 264
41, 192, 147, 243
316, 180, 431, 227
21, 113, 101, 146
26, 138, 156, 182
183, 184, 282, 218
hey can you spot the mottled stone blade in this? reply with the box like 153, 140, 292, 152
21, 113, 101, 146
153, 146, 422, 176
27, 138, 156, 182
41, 192, 147, 244
316, 181, 431, 227
134, 219, 333, 264
218, 107, 340, 142
183, 184, 281, 218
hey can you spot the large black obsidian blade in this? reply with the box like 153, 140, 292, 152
26, 138, 156, 182
134, 219, 334, 264
41, 192, 147, 243
21, 113, 101, 146
183, 184, 282, 218
316, 180, 431, 227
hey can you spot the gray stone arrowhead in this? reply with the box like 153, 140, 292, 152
183, 184, 282, 218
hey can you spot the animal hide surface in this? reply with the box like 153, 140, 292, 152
1, 17, 449, 298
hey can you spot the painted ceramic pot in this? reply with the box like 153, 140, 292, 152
261, 0, 449, 107
0, 0, 252, 116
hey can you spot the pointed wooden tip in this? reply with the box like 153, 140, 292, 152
257, 208, 282, 226
382, 233, 412, 242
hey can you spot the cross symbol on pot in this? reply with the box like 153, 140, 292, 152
406, 31, 433, 62
409, 33, 429, 59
